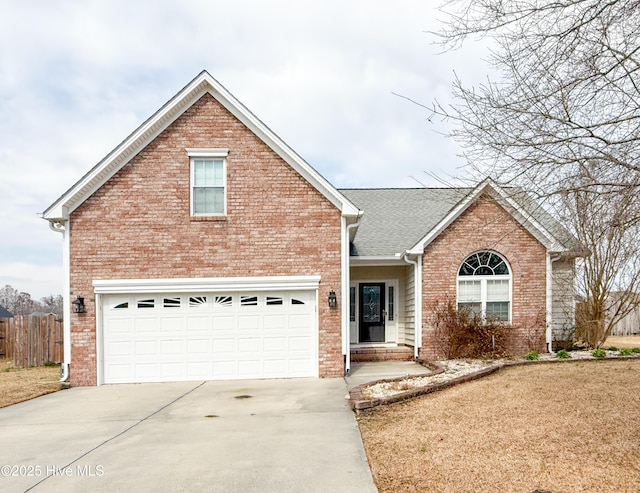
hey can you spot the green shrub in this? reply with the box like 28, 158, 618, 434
556, 349, 571, 359
631, 347, 640, 354
43, 360, 58, 367
607, 346, 619, 352
591, 348, 607, 358
619, 348, 633, 356
525, 351, 539, 361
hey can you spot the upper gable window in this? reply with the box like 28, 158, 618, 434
187, 149, 228, 216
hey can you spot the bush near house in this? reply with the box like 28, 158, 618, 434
433, 300, 510, 359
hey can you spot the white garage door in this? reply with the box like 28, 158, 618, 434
100, 290, 317, 383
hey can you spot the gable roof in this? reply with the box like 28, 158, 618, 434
0, 305, 13, 318
340, 178, 584, 258
339, 188, 467, 257
42, 70, 360, 221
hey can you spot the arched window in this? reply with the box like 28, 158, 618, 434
457, 251, 511, 322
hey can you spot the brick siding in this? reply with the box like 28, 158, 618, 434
420, 195, 548, 359
68, 93, 343, 385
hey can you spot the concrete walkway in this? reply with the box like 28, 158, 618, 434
345, 361, 433, 389
0, 378, 378, 493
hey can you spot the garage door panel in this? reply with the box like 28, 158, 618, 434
212, 338, 235, 353
160, 362, 185, 378
134, 340, 158, 355
106, 363, 133, 382
187, 361, 209, 377
238, 315, 260, 331
135, 363, 159, 379
160, 317, 184, 333
264, 337, 286, 352
186, 316, 210, 332
289, 335, 313, 352
264, 314, 286, 330
289, 313, 313, 329
289, 358, 313, 375
187, 339, 210, 354
238, 337, 260, 353
134, 318, 157, 333
238, 360, 261, 377
107, 340, 132, 356
263, 359, 287, 375
102, 288, 318, 383
161, 340, 186, 355
106, 318, 131, 334
213, 316, 234, 331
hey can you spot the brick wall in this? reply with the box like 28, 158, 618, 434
68, 93, 343, 385
420, 195, 548, 359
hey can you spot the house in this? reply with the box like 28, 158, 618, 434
42, 71, 582, 386
0, 305, 13, 319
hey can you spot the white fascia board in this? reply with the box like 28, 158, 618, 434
350, 255, 405, 266
43, 71, 359, 221
407, 178, 564, 254
204, 78, 360, 217
93, 276, 322, 294
488, 186, 564, 252
407, 184, 482, 255
43, 76, 210, 221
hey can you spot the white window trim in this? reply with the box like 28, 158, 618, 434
457, 275, 512, 323
187, 148, 229, 217
456, 251, 512, 323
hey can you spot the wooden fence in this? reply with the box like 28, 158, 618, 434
0, 314, 63, 367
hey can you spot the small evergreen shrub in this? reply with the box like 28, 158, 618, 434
556, 349, 571, 359
631, 347, 640, 354
607, 346, 619, 352
591, 348, 607, 358
525, 351, 539, 361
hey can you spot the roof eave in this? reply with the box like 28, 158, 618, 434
407, 177, 572, 255
42, 70, 359, 221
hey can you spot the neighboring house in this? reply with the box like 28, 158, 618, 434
42, 71, 583, 386
0, 305, 13, 318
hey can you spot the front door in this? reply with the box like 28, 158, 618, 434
359, 283, 385, 343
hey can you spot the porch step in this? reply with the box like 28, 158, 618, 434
351, 346, 414, 362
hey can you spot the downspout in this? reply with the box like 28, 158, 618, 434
49, 220, 71, 383
342, 215, 362, 375
402, 252, 423, 359
546, 252, 562, 353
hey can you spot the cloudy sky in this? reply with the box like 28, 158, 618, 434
0, 0, 492, 299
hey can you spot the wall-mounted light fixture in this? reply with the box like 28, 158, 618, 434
71, 296, 85, 314
328, 290, 337, 309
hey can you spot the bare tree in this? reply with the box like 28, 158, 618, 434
0, 285, 63, 316
0, 285, 20, 314
558, 178, 640, 347
433, 0, 640, 197
39, 294, 63, 316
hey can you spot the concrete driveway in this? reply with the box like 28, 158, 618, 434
0, 377, 377, 493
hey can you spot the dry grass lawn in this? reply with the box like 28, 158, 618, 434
358, 359, 640, 493
604, 335, 640, 348
0, 359, 62, 408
